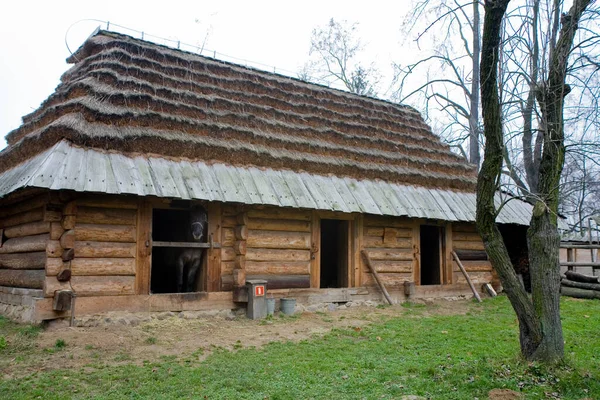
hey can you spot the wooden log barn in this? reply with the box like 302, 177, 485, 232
0, 30, 534, 322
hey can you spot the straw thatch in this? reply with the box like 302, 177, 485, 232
1, 30, 477, 191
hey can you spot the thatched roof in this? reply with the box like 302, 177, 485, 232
0, 30, 476, 192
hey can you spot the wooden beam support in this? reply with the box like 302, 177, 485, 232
451, 251, 482, 302
360, 250, 393, 305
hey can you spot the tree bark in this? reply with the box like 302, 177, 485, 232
478, 0, 592, 363
527, 0, 591, 362
478, 0, 544, 359
469, 0, 482, 168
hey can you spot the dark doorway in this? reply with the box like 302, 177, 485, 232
320, 219, 349, 288
420, 225, 443, 285
151, 209, 203, 294
499, 224, 530, 292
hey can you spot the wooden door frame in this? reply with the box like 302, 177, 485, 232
310, 211, 356, 289
137, 199, 221, 295
416, 222, 450, 286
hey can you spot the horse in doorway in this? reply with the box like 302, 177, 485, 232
176, 207, 208, 292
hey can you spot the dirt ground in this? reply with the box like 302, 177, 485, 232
1, 299, 472, 379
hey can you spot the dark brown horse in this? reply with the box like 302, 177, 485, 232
176, 207, 208, 292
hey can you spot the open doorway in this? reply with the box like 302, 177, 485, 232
320, 219, 349, 288
420, 225, 444, 285
151, 208, 207, 294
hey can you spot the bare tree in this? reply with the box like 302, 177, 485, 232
395, 0, 482, 167
398, 0, 600, 227
300, 18, 380, 96
477, 0, 592, 362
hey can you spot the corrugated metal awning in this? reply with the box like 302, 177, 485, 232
0, 140, 533, 225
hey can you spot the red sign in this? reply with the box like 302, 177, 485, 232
255, 286, 265, 296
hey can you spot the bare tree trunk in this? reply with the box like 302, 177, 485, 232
527, 0, 592, 362
469, 0, 482, 168
522, 0, 541, 194
478, 0, 544, 359
479, 0, 592, 363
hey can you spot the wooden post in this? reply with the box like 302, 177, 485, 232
135, 201, 152, 294
411, 223, 420, 285
361, 250, 393, 305
451, 251, 482, 302
352, 214, 363, 287
207, 203, 222, 292
566, 248, 574, 272
310, 212, 320, 288
444, 224, 453, 284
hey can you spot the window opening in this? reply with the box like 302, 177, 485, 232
151, 207, 209, 293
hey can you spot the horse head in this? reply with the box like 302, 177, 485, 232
190, 207, 208, 241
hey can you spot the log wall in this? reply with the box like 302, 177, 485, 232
361, 216, 415, 288
0, 195, 54, 291
451, 223, 493, 285
44, 197, 138, 297
226, 206, 312, 290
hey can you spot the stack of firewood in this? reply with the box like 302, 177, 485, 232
561, 271, 600, 299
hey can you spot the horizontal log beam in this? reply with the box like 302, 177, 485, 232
453, 249, 488, 261
560, 262, 600, 268
77, 206, 137, 225
76, 196, 138, 209
370, 261, 412, 274
0, 252, 46, 270
247, 209, 311, 221
362, 272, 413, 287
47, 258, 135, 276
452, 224, 478, 233
0, 269, 45, 289
365, 227, 412, 238
0, 285, 43, 297
152, 241, 220, 249
452, 232, 482, 241
44, 275, 136, 297
247, 218, 311, 232
0, 196, 47, 219
454, 260, 493, 273
247, 230, 311, 250
560, 244, 600, 249
363, 249, 413, 261
0, 234, 49, 254
74, 241, 136, 258
246, 248, 311, 262
362, 216, 412, 228
3, 221, 50, 239
452, 240, 486, 251
75, 224, 136, 243
34, 292, 235, 319
363, 236, 411, 249
0, 208, 44, 229
246, 274, 310, 289
245, 261, 310, 275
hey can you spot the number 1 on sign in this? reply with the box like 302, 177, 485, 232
255, 286, 264, 296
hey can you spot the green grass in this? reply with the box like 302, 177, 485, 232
1, 296, 599, 399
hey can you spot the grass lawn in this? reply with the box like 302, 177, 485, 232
1, 296, 599, 399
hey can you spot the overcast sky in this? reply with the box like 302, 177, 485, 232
0, 1, 421, 150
